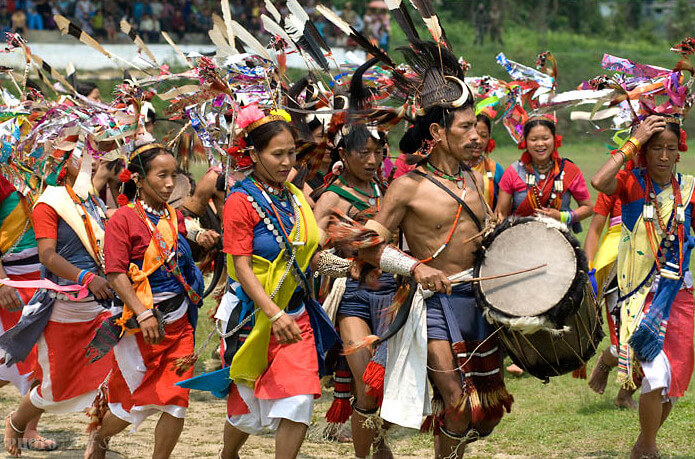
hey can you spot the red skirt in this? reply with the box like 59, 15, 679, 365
227, 311, 321, 416
32, 308, 113, 412
108, 315, 194, 424
660, 289, 694, 397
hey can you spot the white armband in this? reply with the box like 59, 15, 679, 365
379, 246, 420, 277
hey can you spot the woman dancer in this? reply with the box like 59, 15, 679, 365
466, 113, 504, 208
85, 143, 203, 458
592, 115, 694, 458
219, 106, 335, 459
2, 145, 113, 457
496, 116, 593, 225
313, 124, 395, 459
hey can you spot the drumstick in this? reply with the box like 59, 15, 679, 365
451, 263, 548, 285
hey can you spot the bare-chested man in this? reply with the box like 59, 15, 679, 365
351, 76, 513, 458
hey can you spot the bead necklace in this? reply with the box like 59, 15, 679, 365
251, 176, 293, 212
523, 160, 563, 209
426, 161, 465, 189
338, 175, 381, 207
139, 199, 170, 218
245, 190, 306, 298
643, 173, 684, 278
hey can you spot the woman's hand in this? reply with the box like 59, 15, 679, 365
139, 314, 163, 345
632, 115, 667, 146
0, 285, 22, 311
536, 207, 562, 221
87, 275, 114, 301
270, 311, 302, 345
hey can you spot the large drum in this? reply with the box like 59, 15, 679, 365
473, 216, 604, 381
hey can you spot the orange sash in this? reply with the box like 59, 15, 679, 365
114, 205, 177, 336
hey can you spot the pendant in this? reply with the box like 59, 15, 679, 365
457, 179, 463, 189
369, 197, 376, 206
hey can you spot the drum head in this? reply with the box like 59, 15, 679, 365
478, 220, 577, 317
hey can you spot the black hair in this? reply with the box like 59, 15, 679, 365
122, 145, 175, 201
660, 119, 681, 143
476, 113, 492, 133
410, 101, 476, 150
76, 82, 98, 97
399, 126, 421, 154
246, 120, 295, 153
523, 118, 556, 140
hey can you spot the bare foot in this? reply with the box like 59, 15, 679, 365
506, 363, 524, 376
615, 388, 638, 410
4, 413, 23, 457
373, 439, 394, 459
23, 430, 57, 451
630, 443, 660, 459
84, 432, 108, 459
588, 351, 613, 394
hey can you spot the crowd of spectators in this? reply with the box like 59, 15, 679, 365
0, 0, 391, 49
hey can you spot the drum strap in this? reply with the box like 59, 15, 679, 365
413, 170, 483, 231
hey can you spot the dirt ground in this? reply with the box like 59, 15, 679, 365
0, 384, 452, 458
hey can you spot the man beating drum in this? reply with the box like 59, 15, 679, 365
334, 42, 514, 459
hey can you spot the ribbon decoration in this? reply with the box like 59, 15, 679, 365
0, 278, 91, 301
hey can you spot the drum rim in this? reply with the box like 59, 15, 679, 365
473, 216, 589, 329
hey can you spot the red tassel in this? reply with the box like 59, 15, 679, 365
517, 140, 526, 150
85, 384, 108, 433
363, 360, 385, 399
420, 414, 434, 433
572, 364, 587, 379
343, 335, 379, 355
326, 397, 353, 424
485, 138, 496, 154
116, 194, 129, 207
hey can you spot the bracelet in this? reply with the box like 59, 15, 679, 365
628, 136, 641, 150
410, 261, 421, 276
268, 310, 285, 323
81, 271, 95, 286
315, 250, 354, 278
82, 272, 96, 287
77, 269, 88, 285
136, 309, 154, 324
379, 245, 420, 277
620, 140, 638, 162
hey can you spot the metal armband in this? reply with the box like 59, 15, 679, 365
379, 245, 419, 277
315, 250, 354, 278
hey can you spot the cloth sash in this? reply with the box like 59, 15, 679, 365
35, 186, 104, 264
226, 183, 321, 387
380, 269, 473, 429
0, 191, 34, 256
617, 175, 695, 388
593, 223, 621, 296
515, 159, 580, 216
114, 204, 178, 335
471, 157, 497, 208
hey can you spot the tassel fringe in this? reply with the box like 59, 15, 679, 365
85, 382, 109, 433
572, 364, 587, 379
343, 335, 380, 355
362, 360, 385, 400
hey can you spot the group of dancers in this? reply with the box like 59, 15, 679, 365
0, 2, 694, 459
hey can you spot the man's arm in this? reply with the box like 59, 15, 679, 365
358, 174, 452, 294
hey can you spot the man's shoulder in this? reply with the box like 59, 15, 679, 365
386, 170, 425, 201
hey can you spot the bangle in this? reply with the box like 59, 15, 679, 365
77, 269, 88, 285
268, 310, 285, 323
82, 272, 96, 287
410, 261, 421, 276
628, 136, 641, 150
136, 309, 154, 324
